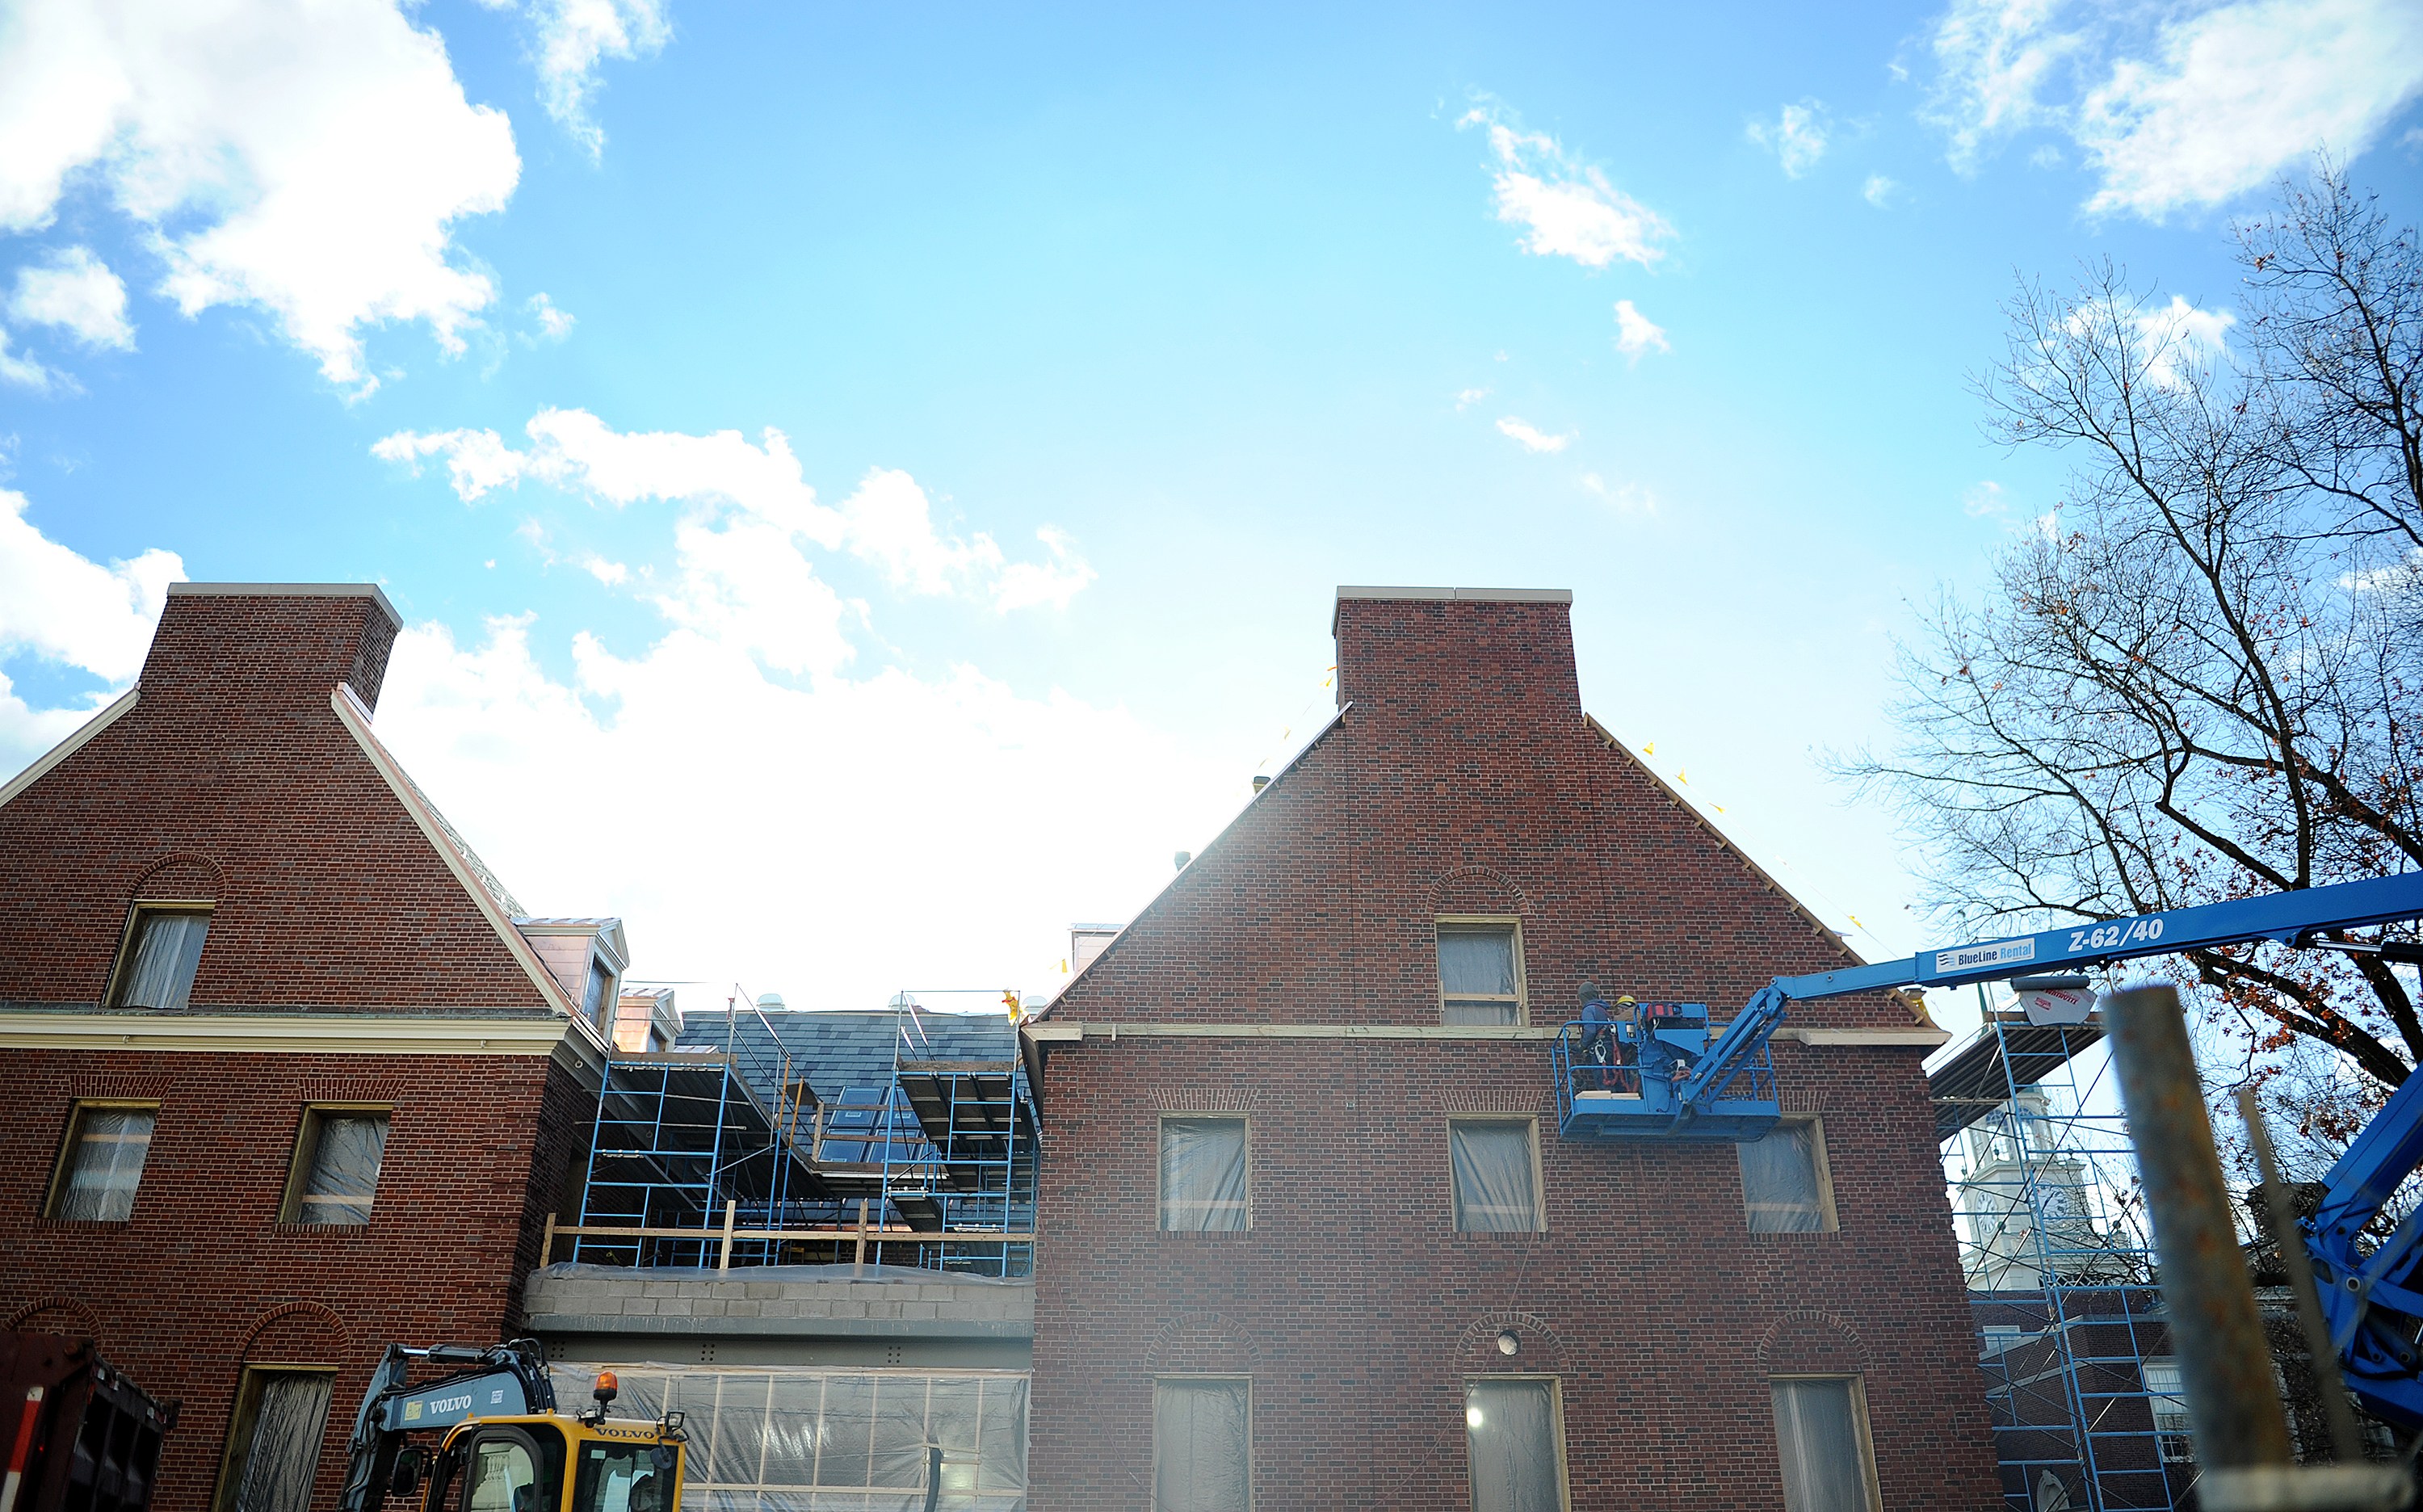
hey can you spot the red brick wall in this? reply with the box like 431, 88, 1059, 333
1030, 593, 1999, 1509
0, 589, 543, 1010
0, 589, 598, 1507
1, 1049, 590, 1509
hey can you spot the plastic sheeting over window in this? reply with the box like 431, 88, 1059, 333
1741, 1121, 1828, 1233
113, 909, 210, 1011
56, 1106, 155, 1221
232, 1370, 334, 1512
1153, 1378, 1249, 1512
1161, 1118, 1249, 1232
1439, 927, 1519, 1024
1451, 1120, 1539, 1233
1770, 1376, 1876, 1512
297, 1113, 389, 1225
1464, 1377, 1563, 1512
551, 1367, 1027, 1510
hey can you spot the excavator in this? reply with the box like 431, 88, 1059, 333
334, 1342, 686, 1512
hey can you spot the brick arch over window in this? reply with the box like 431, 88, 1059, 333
8, 1296, 104, 1341
130, 852, 225, 901
1754, 1308, 1874, 1376
1141, 1308, 1259, 1376
241, 1300, 350, 1364
1426, 865, 1531, 918
1455, 1308, 1568, 1375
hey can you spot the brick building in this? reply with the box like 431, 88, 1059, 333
0, 584, 618, 1510
1025, 586, 2001, 1510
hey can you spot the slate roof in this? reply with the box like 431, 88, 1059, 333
675, 1007, 1018, 1107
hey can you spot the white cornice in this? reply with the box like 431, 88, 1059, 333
0, 689, 139, 813
169, 581, 401, 631
0, 1013, 579, 1056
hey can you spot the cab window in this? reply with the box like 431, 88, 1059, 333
571, 1441, 674, 1512
432, 1426, 562, 1512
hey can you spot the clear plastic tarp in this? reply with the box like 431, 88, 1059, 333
1438, 930, 1518, 1024
1153, 1378, 1249, 1512
300, 1114, 388, 1224
1159, 1119, 1249, 1231
57, 1107, 155, 1222
233, 1371, 334, 1512
1464, 1377, 1562, 1512
1740, 1123, 1825, 1233
115, 910, 210, 1011
551, 1366, 1027, 1510
1770, 1376, 1872, 1512
1450, 1122, 1539, 1232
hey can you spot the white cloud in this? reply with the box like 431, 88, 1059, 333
1454, 386, 1490, 410
1496, 417, 1573, 454
528, 292, 576, 342
1963, 480, 2009, 516
1612, 300, 1669, 363
1747, 101, 1831, 178
0, 489, 182, 766
2074, 0, 2423, 219
0, 0, 522, 393
1459, 105, 1675, 270
1582, 472, 1656, 513
1863, 174, 1899, 208
1922, 0, 2423, 220
8, 247, 133, 349
522, 0, 670, 158
580, 553, 630, 586
376, 409, 1094, 614
0, 328, 64, 393
0, 485, 1241, 1010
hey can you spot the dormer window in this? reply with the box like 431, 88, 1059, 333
107, 904, 213, 1012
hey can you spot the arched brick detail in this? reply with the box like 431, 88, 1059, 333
241, 1300, 350, 1364
1753, 1308, 1873, 1375
1454, 1308, 1568, 1375
1141, 1309, 1259, 1376
130, 852, 225, 901
1426, 866, 1531, 918
8, 1295, 103, 1339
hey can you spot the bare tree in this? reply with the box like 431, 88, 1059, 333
1843, 164, 2423, 1100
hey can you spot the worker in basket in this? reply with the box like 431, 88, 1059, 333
1574, 985, 1639, 1094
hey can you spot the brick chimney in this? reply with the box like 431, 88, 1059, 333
1330, 586, 1580, 733
139, 583, 402, 716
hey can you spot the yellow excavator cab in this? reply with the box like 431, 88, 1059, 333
397, 1413, 684, 1512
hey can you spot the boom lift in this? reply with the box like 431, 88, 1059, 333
1553, 870, 2423, 1424
336, 1342, 686, 1512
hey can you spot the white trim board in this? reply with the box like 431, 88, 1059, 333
0, 1012, 579, 1056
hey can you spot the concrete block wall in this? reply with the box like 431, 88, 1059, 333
1029, 590, 2000, 1510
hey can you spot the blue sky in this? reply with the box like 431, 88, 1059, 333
3, 0, 2420, 1028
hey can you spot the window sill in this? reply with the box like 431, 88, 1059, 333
271, 1220, 374, 1235
34, 1216, 133, 1229
1155, 1228, 1253, 1237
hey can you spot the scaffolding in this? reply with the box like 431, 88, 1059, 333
1936, 1010, 2192, 1512
567, 992, 1039, 1278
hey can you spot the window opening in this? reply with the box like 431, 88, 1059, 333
1451, 1119, 1543, 1233
108, 905, 212, 1012
1161, 1116, 1249, 1231
584, 958, 616, 1035
283, 1107, 391, 1225
47, 1102, 157, 1221
2140, 1359, 2194, 1462
215, 1367, 334, 1512
1464, 1376, 1566, 1512
1438, 920, 1523, 1024
1770, 1376, 1882, 1512
1741, 1118, 1836, 1233
1154, 1376, 1250, 1512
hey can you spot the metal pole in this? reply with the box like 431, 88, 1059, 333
2106, 985, 2412, 1512
2236, 1086, 2367, 1464
2106, 985, 2294, 1468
